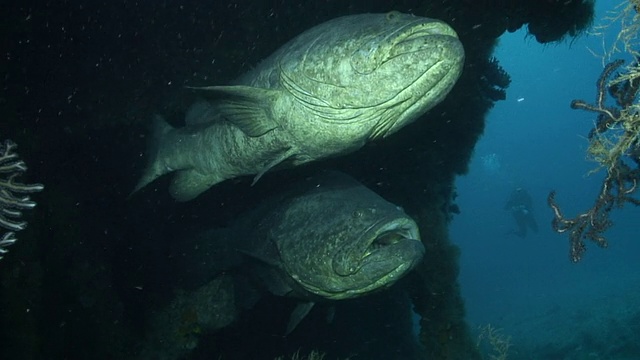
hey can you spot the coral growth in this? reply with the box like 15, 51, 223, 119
0, 140, 44, 260
526, 0, 595, 43
273, 350, 340, 360
476, 324, 512, 360
593, 0, 640, 60
548, 2, 640, 262
478, 57, 512, 103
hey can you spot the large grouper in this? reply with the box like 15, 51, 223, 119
133, 11, 464, 201
171, 171, 425, 334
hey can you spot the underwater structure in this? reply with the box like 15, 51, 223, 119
0, 0, 596, 359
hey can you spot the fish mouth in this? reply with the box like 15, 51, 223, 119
351, 18, 461, 75
347, 19, 463, 140
362, 218, 421, 258
323, 216, 424, 299
390, 17, 460, 53
356, 219, 424, 293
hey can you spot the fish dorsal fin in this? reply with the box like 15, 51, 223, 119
187, 85, 280, 137
185, 99, 217, 125
285, 302, 315, 335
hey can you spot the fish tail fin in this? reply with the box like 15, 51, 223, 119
130, 115, 174, 197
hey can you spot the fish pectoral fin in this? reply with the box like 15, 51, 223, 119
169, 169, 224, 202
219, 100, 279, 137
188, 85, 280, 137
285, 302, 315, 335
184, 99, 218, 126
252, 147, 296, 185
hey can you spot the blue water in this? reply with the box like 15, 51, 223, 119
453, 0, 640, 356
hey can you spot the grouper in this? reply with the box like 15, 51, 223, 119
176, 171, 425, 333
133, 11, 464, 201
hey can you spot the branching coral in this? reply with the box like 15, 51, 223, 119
548, 5, 640, 262
273, 350, 349, 360
0, 139, 44, 260
592, 0, 640, 62
476, 324, 511, 360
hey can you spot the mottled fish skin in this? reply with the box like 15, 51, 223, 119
226, 171, 425, 302
174, 171, 425, 333
133, 11, 464, 201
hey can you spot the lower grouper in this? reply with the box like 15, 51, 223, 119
132, 11, 464, 201
142, 171, 425, 357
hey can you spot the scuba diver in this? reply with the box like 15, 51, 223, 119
504, 187, 538, 238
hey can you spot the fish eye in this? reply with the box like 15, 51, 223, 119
353, 208, 376, 218
386, 11, 401, 22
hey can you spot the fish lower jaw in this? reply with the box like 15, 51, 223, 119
362, 220, 420, 258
